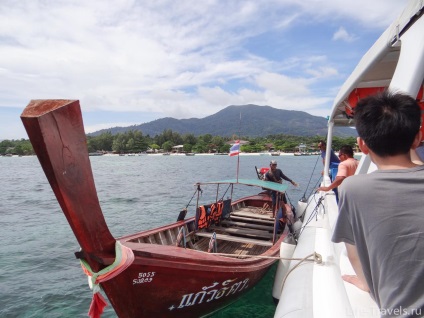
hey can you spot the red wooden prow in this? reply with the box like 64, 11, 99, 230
21, 100, 115, 270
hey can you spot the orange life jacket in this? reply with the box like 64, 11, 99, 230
197, 205, 208, 229
210, 201, 223, 225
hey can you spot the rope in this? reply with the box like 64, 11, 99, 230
196, 251, 322, 263
309, 176, 323, 198
208, 232, 218, 253
257, 203, 272, 214
80, 241, 135, 318
176, 226, 187, 248
302, 154, 321, 199
280, 252, 322, 293
219, 184, 232, 201
185, 186, 200, 209
297, 193, 325, 238
196, 240, 323, 296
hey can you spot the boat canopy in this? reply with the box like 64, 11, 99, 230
197, 178, 288, 193
322, 0, 424, 178
329, 1, 424, 127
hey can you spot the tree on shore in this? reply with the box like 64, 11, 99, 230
1, 130, 358, 155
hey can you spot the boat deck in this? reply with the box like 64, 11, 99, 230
126, 205, 279, 258
193, 236, 270, 256
193, 205, 278, 255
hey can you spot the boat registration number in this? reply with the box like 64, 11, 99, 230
133, 272, 155, 285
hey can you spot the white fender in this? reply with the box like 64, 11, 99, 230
292, 220, 302, 239
272, 235, 297, 302
296, 199, 308, 218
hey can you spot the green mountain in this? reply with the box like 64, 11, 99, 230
90, 104, 356, 137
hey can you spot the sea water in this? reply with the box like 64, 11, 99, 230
0, 154, 322, 318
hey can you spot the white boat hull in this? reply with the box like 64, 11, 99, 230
274, 191, 379, 318
274, 1, 424, 316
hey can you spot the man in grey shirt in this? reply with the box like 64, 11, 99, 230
332, 91, 424, 317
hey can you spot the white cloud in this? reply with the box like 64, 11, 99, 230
305, 66, 339, 78
333, 27, 357, 42
255, 72, 311, 97
0, 0, 409, 138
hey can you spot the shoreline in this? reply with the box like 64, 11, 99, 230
4, 152, 364, 157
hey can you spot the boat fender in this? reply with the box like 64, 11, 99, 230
272, 235, 296, 304
292, 220, 302, 239
176, 226, 187, 248
296, 199, 308, 218
207, 232, 218, 253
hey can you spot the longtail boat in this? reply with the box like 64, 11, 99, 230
21, 99, 292, 318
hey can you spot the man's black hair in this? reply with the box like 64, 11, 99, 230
354, 91, 421, 157
339, 145, 354, 157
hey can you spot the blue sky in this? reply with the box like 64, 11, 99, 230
0, 0, 408, 140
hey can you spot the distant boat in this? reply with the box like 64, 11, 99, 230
89, 152, 103, 156
293, 152, 310, 156
162, 152, 170, 156
185, 153, 195, 156
21, 99, 296, 318
270, 153, 280, 156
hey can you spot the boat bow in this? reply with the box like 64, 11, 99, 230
21, 100, 116, 271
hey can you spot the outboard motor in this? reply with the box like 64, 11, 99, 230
256, 167, 270, 180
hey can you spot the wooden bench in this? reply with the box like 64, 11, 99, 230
229, 215, 275, 225
195, 231, 273, 247
231, 210, 274, 221
210, 226, 273, 240
220, 219, 274, 231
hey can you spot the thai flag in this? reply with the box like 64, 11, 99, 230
229, 140, 240, 156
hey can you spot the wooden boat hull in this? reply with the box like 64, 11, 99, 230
102, 247, 274, 317
92, 202, 283, 318
107, 194, 283, 318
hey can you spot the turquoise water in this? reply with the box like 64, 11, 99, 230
0, 154, 321, 318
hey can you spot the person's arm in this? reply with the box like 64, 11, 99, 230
317, 175, 345, 192
344, 243, 370, 292
279, 171, 298, 186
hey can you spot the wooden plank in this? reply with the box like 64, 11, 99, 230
229, 215, 274, 225
231, 210, 274, 221
220, 220, 274, 231
195, 232, 273, 246
210, 226, 273, 240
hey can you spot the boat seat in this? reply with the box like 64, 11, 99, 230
229, 215, 274, 225
209, 226, 273, 240
220, 219, 274, 231
195, 231, 273, 246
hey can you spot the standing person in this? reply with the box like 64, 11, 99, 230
265, 160, 298, 213
318, 140, 340, 166
332, 91, 424, 315
317, 145, 358, 193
